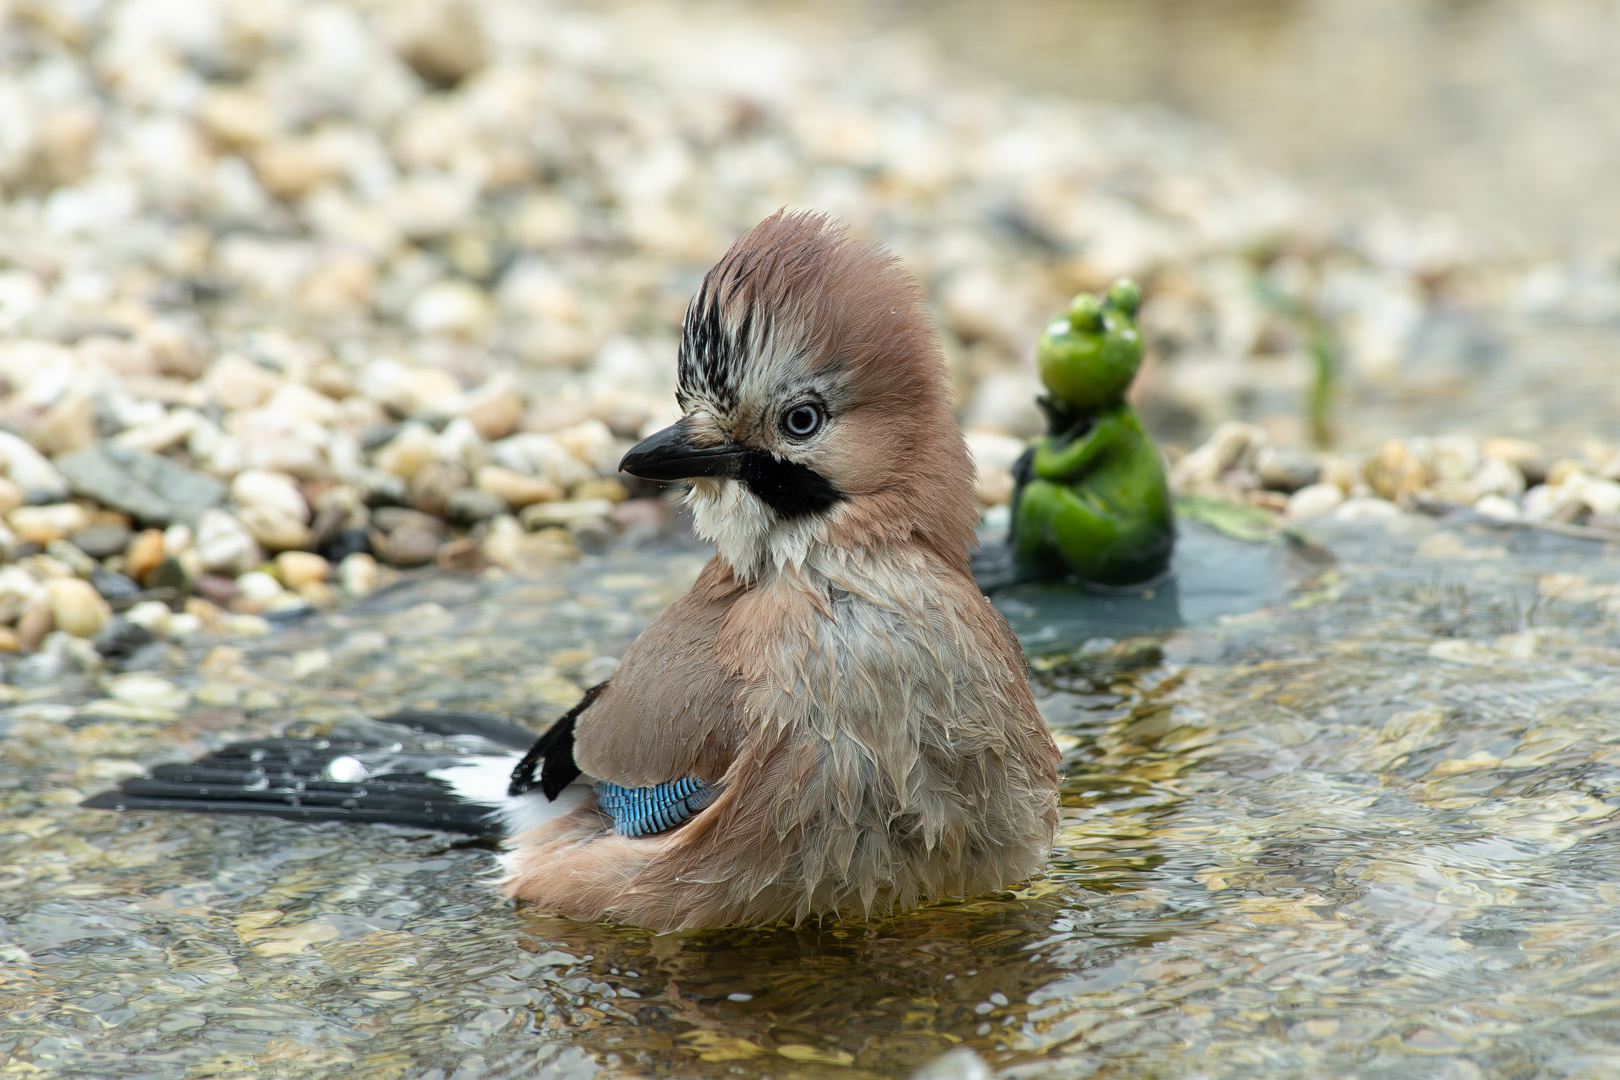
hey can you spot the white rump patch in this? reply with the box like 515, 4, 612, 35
431, 755, 592, 837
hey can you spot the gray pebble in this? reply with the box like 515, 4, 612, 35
445, 488, 506, 525
70, 524, 133, 559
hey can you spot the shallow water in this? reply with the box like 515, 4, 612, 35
3, 516, 1620, 1078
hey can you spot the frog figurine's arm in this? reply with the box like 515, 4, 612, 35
1029, 412, 1127, 484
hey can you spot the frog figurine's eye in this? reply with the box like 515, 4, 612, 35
1066, 292, 1103, 333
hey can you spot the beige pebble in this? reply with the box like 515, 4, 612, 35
374, 423, 441, 481
520, 498, 615, 530
409, 461, 468, 517
1546, 459, 1586, 487
237, 506, 312, 553
32, 394, 96, 457
385, 0, 488, 87
0, 627, 19, 653
383, 526, 441, 567
205, 352, 283, 411
9, 504, 91, 545
0, 478, 24, 518
1364, 439, 1430, 502
275, 551, 330, 589
46, 577, 110, 638
16, 602, 52, 651
476, 465, 562, 509
975, 465, 1015, 507
572, 478, 630, 504
462, 391, 525, 441
126, 528, 166, 583
339, 552, 380, 597
1286, 482, 1346, 520
1319, 457, 1363, 493
231, 469, 311, 523
407, 280, 492, 340
252, 140, 340, 201
1482, 437, 1547, 481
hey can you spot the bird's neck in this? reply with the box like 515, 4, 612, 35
686, 479, 831, 584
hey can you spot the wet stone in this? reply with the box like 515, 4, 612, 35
69, 523, 132, 560
92, 616, 155, 659
445, 487, 506, 526
372, 507, 447, 536
55, 442, 227, 526
383, 526, 441, 567
89, 568, 140, 602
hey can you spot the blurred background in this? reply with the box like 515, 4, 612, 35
0, 0, 1616, 619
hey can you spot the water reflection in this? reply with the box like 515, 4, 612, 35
4, 516, 1620, 1076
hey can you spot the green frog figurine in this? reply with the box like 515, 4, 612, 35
1008, 279, 1174, 588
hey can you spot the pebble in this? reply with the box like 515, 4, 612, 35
1363, 439, 1430, 503
1471, 456, 1526, 498
231, 471, 311, 524
9, 504, 91, 545
106, 674, 190, 711
1333, 497, 1404, 523
235, 572, 286, 606
0, 432, 68, 500
70, 524, 132, 560
126, 529, 167, 583
373, 423, 442, 481
55, 443, 226, 526
1286, 482, 1345, 520
520, 499, 617, 531
382, 526, 440, 567
445, 488, 506, 525
89, 569, 140, 602
371, 507, 446, 536
1475, 494, 1523, 522
0, 478, 24, 518
46, 578, 111, 638
1256, 446, 1321, 493
237, 506, 313, 553
92, 617, 155, 660
339, 553, 380, 597
475, 465, 563, 509
195, 510, 262, 577
462, 392, 525, 441
16, 603, 53, 651
1482, 437, 1549, 485
274, 552, 330, 589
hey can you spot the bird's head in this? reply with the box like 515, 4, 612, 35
621, 211, 978, 582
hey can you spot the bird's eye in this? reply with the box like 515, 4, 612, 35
782, 403, 822, 439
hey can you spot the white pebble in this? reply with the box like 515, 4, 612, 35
1333, 497, 1402, 523
235, 570, 286, 604
1474, 494, 1522, 522
1286, 482, 1345, 521
231, 469, 311, 523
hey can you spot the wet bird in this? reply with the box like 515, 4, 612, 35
87, 212, 1060, 930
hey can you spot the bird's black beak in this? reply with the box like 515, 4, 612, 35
619, 419, 747, 482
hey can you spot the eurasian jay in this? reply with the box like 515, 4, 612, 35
88, 211, 1061, 931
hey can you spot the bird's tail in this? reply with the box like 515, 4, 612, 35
80, 710, 587, 837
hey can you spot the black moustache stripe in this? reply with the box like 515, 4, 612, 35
741, 452, 846, 520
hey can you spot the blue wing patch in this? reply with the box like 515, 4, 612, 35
595, 777, 716, 837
